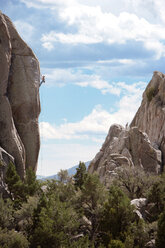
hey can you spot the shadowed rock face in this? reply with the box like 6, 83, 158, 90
0, 12, 40, 179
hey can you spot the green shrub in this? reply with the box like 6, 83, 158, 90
0, 228, 29, 248
146, 86, 156, 102
108, 240, 125, 248
0, 197, 13, 229
147, 173, 165, 220
156, 211, 165, 248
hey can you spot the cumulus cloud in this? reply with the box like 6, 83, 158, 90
40, 2, 165, 58
21, 0, 165, 58
40, 105, 112, 141
14, 20, 35, 43
75, 77, 121, 95
39, 80, 146, 142
43, 67, 146, 96
43, 68, 82, 86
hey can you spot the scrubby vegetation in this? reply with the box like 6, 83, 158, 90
0, 162, 165, 247
146, 86, 156, 102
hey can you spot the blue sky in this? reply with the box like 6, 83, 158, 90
2, 0, 165, 176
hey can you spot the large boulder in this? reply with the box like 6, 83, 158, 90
131, 71, 165, 168
0, 11, 40, 181
131, 198, 147, 219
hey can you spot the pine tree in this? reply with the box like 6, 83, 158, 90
25, 167, 39, 196
100, 185, 134, 246
74, 161, 87, 189
156, 211, 165, 248
5, 162, 26, 207
80, 173, 107, 243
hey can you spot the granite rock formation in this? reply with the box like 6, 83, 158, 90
89, 71, 165, 183
131, 71, 165, 167
0, 11, 40, 184
88, 124, 161, 184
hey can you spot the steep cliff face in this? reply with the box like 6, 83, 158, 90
0, 12, 40, 181
89, 71, 165, 183
131, 71, 165, 166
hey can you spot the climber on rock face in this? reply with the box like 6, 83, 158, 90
39, 75, 45, 87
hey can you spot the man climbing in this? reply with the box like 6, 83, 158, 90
40, 75, 45, 87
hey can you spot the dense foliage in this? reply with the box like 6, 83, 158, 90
1, 162, 165, 247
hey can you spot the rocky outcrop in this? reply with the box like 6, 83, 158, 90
0, 11, 40, 182
131, 71, 165, 168
89, 71, 165, 183
88, 124, 161, 184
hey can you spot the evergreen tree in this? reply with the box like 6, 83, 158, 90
5, 162, 26, 207
74, 161, 87, 189
100, 185, 134, 246
30, 185, 80, 247
25, 167, 39, 196
156, 211, 165, 248
57, 169, 69, 183
80, 173, 107, 243
148, 173, 165, 219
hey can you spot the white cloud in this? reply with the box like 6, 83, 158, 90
39, 80, 146, 142
97, 59, 135, 65
14, 20, 35, 43
42, 68, 121, 93
42, 68, 146, 96
40, 3, 165, 58
21, 0, 165, 25
42, 41, 54, 51
43, 68, 82, 86
41, 32, 102, 45
75, 77, 121, 95
117, 81, 146, 94
21, 0, 75, 9
21, 0, 165, 58
40, 105, 112, 141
